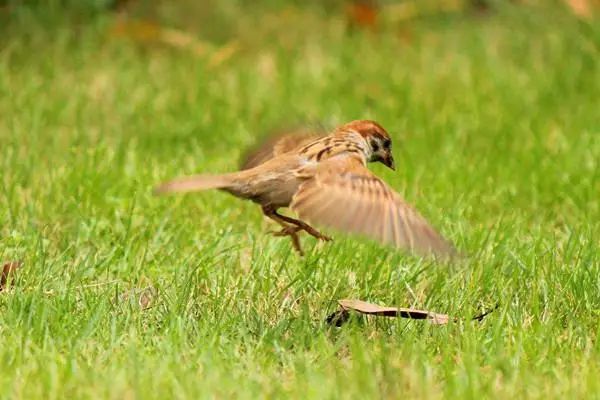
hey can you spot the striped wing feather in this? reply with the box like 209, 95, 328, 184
240, 128, 324, 170
290, 158, 455, 257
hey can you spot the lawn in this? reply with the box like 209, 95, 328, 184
0, 2, 599, 398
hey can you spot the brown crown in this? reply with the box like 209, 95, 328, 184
339, 120, 390, 141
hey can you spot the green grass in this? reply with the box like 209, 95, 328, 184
1, 2, 599, 398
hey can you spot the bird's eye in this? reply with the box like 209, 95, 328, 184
383, 139, 391, 148
370, 140, 379, 151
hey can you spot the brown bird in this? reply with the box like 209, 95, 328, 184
154, 120, 455, 257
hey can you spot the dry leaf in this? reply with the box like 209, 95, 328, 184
1, 261, 23, 292
138, 287, 157, 310
339, 299, 450, 324
119, 286, 157, 310
327, 299, 498, 327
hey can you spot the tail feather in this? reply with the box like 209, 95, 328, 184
153, 174, 233, 195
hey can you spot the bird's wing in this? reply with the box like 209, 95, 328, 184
290, 157, 455, 258
240, 127, 325, 170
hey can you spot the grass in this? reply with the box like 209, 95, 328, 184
1, 2, 599, 398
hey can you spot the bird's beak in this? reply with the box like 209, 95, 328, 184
383, 153, 395, 170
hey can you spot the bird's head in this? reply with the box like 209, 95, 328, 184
341, 120, 395, 170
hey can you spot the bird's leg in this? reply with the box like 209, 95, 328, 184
262, 206, 332, 243
271, 226, 304, 256
276, 213, 333, 242
262, 206, 304, 255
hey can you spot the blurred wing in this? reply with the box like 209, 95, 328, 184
291, 157, 455, 258
240, 128, 324, 170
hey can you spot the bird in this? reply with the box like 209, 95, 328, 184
154, 120, 455, 257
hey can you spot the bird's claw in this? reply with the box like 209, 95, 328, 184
270, 226, 304, 256
301, 226, 333, 242
315, 232, 333, 242
269, 225, 331, 256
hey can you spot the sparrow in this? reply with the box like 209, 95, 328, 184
154, 120, 455, 257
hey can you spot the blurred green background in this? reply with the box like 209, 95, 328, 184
1, 1, 599, 399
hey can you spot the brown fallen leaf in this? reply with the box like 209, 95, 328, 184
340, 299, 449, 324
119, 286, 158, 310
1, 261, 24, 292
138, 286, 157, 310
327, 299, 497, 327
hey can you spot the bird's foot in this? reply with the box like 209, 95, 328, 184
269, 224, 332, 256
270, 226, 304, 256
300, 225, 333, 242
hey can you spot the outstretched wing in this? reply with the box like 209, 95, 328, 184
240, 127, 324, 170
290, 157, 455, 257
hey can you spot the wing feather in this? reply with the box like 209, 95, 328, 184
291, 157, 455, 258
240, 128, 324, 170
